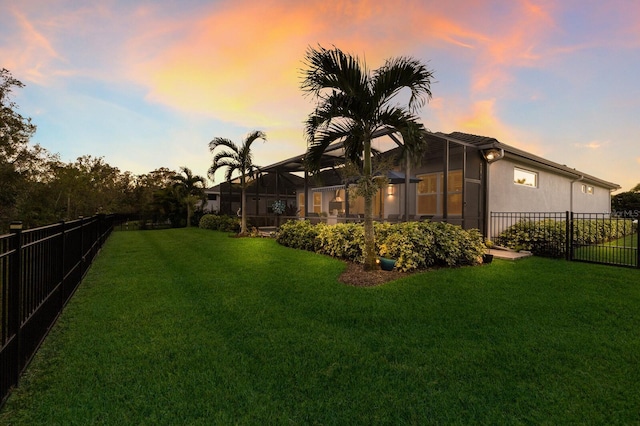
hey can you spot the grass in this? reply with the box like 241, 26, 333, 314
1, 228, 640, 424
574, 232, 638, 266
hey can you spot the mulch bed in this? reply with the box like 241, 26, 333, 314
338, 261, 410, 287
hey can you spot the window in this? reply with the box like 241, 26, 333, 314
417, 173, 440, 215
581, 184, 594, 195
313, 192, 322, 213
514, 167, 538, 187
447, 170, 463, 214
417, 171, 463, 216
207, 193, 217, 201
298, 193, 305, 217
348, 189, 384, 217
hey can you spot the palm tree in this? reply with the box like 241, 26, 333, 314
173, 166, 206, 227
301, 45, 433, 270
209, 131, 266, 234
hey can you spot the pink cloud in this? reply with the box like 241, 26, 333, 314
1, 7, 62, 84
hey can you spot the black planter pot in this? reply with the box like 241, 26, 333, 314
482, 254, 494, 264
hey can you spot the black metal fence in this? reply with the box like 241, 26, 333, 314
0, 215, 115, 406
490, 211, 639, 268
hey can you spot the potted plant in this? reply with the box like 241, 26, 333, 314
483, 239, 494, 264
378, 257, 397, 271
378, 242, 397, 271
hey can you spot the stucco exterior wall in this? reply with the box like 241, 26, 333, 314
488, 158, 612, 214
383, 182, 417, 219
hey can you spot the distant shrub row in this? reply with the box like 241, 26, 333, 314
496, 218, 635, 257
199, 214, 241, 233
276, 220, 485, 272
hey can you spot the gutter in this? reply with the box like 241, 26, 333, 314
570, 175, 584, 212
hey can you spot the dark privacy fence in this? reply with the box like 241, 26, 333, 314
0, 215, 115, 406
490, 211, 639, 268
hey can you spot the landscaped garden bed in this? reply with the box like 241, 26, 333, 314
276, 219, 486, 272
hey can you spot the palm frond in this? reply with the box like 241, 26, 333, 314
208, 158, 237, 181
377, 106, 429, 164
209, 137, 238, 153
372, 56, 434, 113
208, 130, 266, 188
301, 45, 368, 99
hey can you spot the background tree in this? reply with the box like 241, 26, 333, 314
301, 45, 433, 270
0, 68, 37, 227
172, 166, 206, 227
612, 183, 640, 218
209, 131, 266, 234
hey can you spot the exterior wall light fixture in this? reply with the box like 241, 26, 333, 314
482, 148, 504, 163
387, 185, 395, 196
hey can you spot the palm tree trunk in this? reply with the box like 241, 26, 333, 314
240, 187, 247, 234
363, 136, 378, 270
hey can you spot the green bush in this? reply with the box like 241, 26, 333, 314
496, 219, 567, 257
199, 214, 241, 233
316, 223, 365, 262
378, 222, 432, 270
275, 219, 320, 252
276, 219, 485, 272
497, 218, 635, 257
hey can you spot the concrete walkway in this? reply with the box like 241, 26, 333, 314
487, 248, 533, 260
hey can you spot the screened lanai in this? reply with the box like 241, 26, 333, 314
258, 128, 496, 233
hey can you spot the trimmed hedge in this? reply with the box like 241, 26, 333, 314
276, 220, 485, 272
199, 214, 241, 233
496, 218, 635, 257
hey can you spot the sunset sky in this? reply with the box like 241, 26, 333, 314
2, 0, 639, 192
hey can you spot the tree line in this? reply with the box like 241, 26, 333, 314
0, 68, 206, 233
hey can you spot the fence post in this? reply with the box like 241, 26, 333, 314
637, 218, 640, 269
565, 211, 571, 261
79, 216, 85, 277
8, 221, 23, 385
59, 221, 65, 309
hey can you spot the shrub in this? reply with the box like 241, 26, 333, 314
316, 223, 364, 262
424, 222, 484, 268
378, 222, 432, 271
276, 219, 485, 272
199, 214, 241, 233
276, 220, 320, 252
496, 219, 567, 257
497, 218, 635, 257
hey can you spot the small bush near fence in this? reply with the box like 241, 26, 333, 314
276, 220, 485, 272
496, 218, 635, 257
198, 214, 241, 233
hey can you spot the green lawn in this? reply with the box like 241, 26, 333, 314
1, 228, 640, 424
574, 232, 638, 266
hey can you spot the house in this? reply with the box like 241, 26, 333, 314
253, 129, 619, 236
205, 171, 304, 226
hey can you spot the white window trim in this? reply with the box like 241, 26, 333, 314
513, 167, 538, 188
581, 184, 594, 195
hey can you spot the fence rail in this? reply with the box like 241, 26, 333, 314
490, 211, 639, 268
0, 215, 115, 406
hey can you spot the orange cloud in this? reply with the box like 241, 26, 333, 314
452, 98, 544, 155
457, 99, 507, 138
128, 0, 499, 130
130, 1, 326, 127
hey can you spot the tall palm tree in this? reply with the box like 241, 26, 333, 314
173, 166, 206, 227
301, 45, 433, 270
209, 131, 266, 234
